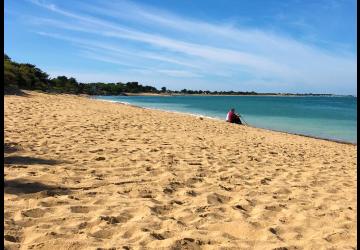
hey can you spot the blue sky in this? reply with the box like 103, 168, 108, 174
4, 0, 357, 94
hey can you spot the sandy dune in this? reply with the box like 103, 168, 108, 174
4, 91, 357, 249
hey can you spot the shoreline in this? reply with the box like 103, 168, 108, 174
94, 97, 357, 146
121, 92, 355, 97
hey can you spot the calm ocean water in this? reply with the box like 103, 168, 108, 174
95, 95, 357, 143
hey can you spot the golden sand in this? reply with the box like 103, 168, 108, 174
4, 91, 357, 249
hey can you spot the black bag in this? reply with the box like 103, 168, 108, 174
233, 115, 242, 124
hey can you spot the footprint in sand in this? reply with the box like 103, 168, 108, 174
185, 177, 204, 186
4, 234, 21, 243
151, 204, 177, 216
324, 230, 350, 243
99, 213, 133, 224
47, 199, 69, 207
207, 193, 231, 205
232, 202, 252, 217
21, 208, 47, 218
170, 237, 204, 250
90, 229, 114, 239
264, 204, 283, 212
70, 206, 91, 213
186, 190, 198, 197
163, 180, 185, 194
150, 232, 166, 240
268, 227, 284, 241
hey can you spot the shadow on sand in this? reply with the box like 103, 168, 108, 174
4, 178, 71, 196
4, 87, 29, 96
4, 155, 66, 166
4, 142, 69, 166
4, 142, 72, 196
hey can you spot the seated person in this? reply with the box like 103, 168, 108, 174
226, 108, 242, 124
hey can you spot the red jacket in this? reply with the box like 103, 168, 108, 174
226, 111, 234, 122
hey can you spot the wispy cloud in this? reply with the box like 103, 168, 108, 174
24, 0, 356, 93
36, 30, 205, 70
32, 8, 286, 75
157, 70, 202, 78
79, 50, 203, 78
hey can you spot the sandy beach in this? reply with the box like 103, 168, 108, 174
4, 91, 357, 249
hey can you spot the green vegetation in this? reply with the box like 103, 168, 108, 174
4, 54, 337, 96
4, 54, 158, 95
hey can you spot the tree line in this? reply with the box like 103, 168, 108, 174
4, 54, 158, 95
4, 54, 335, 96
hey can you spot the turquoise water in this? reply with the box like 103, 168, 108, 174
95, 95, 357, 143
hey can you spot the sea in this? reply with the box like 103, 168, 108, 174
95, 95, 357, 144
